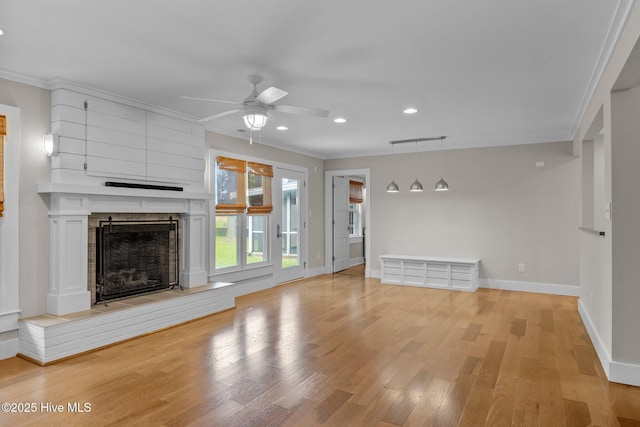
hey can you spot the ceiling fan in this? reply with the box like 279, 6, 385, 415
183, 74, 330, 130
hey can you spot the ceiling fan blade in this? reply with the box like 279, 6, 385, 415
198, 109, 241, 123
256, 86, 288, 105
273, 104, 330, 118
181, 96, 242, 106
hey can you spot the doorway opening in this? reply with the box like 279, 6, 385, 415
324, 169, 371, 277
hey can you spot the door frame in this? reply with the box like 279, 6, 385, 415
324, 168, 371, 277
273, 166, 308, 284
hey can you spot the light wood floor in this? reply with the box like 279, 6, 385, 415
1, 274, 639, 426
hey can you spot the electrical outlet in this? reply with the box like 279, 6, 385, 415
518, 263, 525, 273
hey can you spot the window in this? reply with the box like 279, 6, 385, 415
348, 203, 360, 236
214, 155, 273, 271
348, 180, 364, 237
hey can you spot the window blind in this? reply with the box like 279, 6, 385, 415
215, 156, 246, 214
349, 180, 364, 204
247, 161, 273, 214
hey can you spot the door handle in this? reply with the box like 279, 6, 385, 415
277, 224, 282, 239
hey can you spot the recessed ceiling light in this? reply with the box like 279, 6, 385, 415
0, 28, 5, 36
276, 125, 288, 131
403, 107, 418, 114
334, 117, 347, 124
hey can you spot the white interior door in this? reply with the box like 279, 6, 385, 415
273, 168, 306, 283
333, 176, 350, 272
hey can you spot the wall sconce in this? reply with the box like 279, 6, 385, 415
42, 133, 58, 156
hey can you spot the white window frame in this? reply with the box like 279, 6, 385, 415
210, 153, 271, 274
348, 202, 361, 237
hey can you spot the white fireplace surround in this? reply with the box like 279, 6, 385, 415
37, 183, 211, 316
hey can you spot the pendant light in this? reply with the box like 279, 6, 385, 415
409, 141, 424, 192
386, 142, 399, 192
435, 137, 449, 191
386, 136, 448, 192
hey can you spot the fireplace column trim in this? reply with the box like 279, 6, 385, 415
180, 200, 208, 288
47, 194, 91, 315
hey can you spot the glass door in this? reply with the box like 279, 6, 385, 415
273, 168, 306, 283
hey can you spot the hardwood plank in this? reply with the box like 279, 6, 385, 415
510, 318, 527, 338
563, 398, 592, 427
484, 375, 517, 427
461, 322, 483, 342
314, 389, 352, 423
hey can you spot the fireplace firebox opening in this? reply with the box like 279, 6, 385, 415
95, 216, 180, 303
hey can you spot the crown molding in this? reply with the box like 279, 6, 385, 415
569, 0, 636, 140
0, 68, 49, 89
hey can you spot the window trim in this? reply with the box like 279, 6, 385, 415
207, 149, 309, 282
210, 153, 273, 274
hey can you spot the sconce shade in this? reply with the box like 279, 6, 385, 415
435, 177, 449, 191
42, 133, 58, 156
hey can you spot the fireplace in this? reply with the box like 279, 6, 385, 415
95, 216, 179, 302
38, 183, 210, 315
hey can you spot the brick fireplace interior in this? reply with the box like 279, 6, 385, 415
88, 213, 181, 304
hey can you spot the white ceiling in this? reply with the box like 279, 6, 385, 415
0, 0, 631, 159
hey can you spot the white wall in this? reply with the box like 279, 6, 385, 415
326, 141, 580, 288
0, 78, 52, 318
611, 85, 640, 364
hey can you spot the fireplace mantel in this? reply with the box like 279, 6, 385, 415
38, 182, 212, 315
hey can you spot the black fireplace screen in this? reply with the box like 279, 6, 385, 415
96, 217, 179, 302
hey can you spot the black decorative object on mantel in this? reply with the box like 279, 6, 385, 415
105, 181, 184, 192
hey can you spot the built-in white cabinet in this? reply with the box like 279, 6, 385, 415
379, 255, 480, 292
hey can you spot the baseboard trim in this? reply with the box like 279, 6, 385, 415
578, 299, 640, 387
0, 332, 19, 360
349, 258, 364, 267
578, 300, 612, 378
479, 279, 580, 297
306, 266, 327, 278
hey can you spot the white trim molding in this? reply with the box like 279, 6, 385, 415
349, 257, 365, 267
479, 279, 580, 297
579, 299, 640, 387
0, 105, 21, 360
0, 311, 21, 360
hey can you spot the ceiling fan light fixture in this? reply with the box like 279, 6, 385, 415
242, 106, 268, 130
